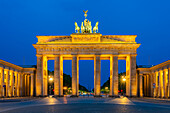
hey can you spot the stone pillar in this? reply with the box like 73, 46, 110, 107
17, 72, 21, 97
0, 67, 4, 97
42, 56, 48, 96
36, 55, 43, 96
54, 55, 63, 96
20, 73, 23, 96
14, 71, 18, 97
23, 74, 26, 96
4, 68, 9, 97
94, 55, 101, 97
30, 73, 34, 96
126, 55, 137, 97
168, 68, 170, 98
153, 72, 156, 97
109, 55, 118, 97
72, 55, 79, 97
27, 75, 30, 96
158, 71, 161, 97
139, 74, 143, 97
150, 74, 153, 97
163, 69, 166, 98
9, 70, 14, 97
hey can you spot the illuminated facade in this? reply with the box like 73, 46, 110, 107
137, 60, 170, 98
33, 11, 140, 97
33, 34, 140, 97
0, 11, 169, 98
0, 60, 36, 97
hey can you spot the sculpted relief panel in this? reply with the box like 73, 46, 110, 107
72, 36, 100, 42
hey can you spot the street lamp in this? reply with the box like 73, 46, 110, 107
63, 86, 68, 95
49, 77, 53, 81
121, 76, 126, 96
49, 76, 53, 95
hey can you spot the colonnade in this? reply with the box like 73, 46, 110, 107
139, 68, 170, 98
0, 67, 34, 97
36, 54, 137, 97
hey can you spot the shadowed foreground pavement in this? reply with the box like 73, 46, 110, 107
0, 97, 170, 113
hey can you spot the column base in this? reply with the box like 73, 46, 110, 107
94, 95, 102, 97
70, 95, 79, 97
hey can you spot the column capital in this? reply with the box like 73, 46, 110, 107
36, 54, 43, 57
30, 73, 34, 76
9, 69, 14, 73
139, 74, 143, 76
130, 54, 137, 56
4, 67, 9, 70
18, 72, 22, 74
14, 71, 18, 74
54, 55, 60, 57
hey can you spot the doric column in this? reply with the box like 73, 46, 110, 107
30, 73, 34, 96
36, 55, 43, 96
168, 68, 170, 98
20, 73, 23, 96
14, 71, 18, 97
54, 55, 63, 96
4, 68, 9, 97
27, 75, 30, 96
42, 56, 48, 96
17, 72, 21, 96
158, 71, 161, 97
0, 67, 4, 97
94, 55, 101, 97
23, 74, 26, 96
163, 69, 166, 98
153, 72, 156, 97
139, 74, 143, 97
72, 55, 79, 97
150, 74, 153, 97
126, 55, 137, 97
109, 55, 118, 97
9, 70, 14, 97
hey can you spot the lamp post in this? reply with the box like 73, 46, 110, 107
49, 76, 53, 95
121, 76, 126, 96
63, 86, 67, 95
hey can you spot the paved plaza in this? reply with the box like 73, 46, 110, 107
0, 97, 170, 113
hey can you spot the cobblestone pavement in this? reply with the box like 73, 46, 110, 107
0, 97, 170, 113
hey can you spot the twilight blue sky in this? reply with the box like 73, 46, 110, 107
0, 0, 170, 89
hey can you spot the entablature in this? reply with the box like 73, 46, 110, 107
35, 33, 139, 44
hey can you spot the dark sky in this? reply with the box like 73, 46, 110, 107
0, 0, 170, 89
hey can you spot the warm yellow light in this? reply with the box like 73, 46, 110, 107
63, 86, 67, 90
49, 77, 53, 81
123, 78, 126, 81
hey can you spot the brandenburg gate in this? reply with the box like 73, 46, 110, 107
33, 11, 140, 97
